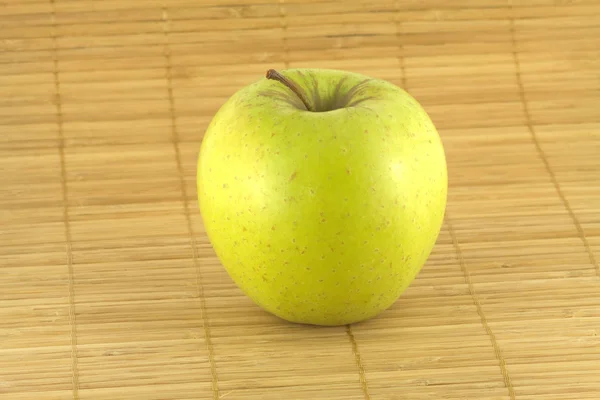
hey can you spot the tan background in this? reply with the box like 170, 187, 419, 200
2, 0, 599, 399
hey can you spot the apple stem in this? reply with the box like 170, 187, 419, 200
266, 69, 313, 112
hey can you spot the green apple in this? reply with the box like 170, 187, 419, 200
196, 68, 447, 326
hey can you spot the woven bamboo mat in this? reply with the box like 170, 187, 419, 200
2, 0, 600, 399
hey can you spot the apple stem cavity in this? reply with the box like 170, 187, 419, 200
266, 69, 314, 112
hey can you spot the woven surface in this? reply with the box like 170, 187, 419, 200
2, 1, 600, 399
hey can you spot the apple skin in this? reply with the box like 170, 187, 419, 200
197, 68, 447, 326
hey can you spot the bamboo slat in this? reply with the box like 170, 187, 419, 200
1, 1, 599, 399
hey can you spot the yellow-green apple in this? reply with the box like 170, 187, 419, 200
196, 68, 447, 326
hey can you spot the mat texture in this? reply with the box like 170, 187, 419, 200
2, 1, 600, 399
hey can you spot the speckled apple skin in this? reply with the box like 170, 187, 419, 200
197, 68, 447, 326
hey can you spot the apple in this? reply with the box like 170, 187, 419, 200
196, 68, 447, 326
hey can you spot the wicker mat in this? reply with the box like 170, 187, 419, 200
2, 0, 599, 399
